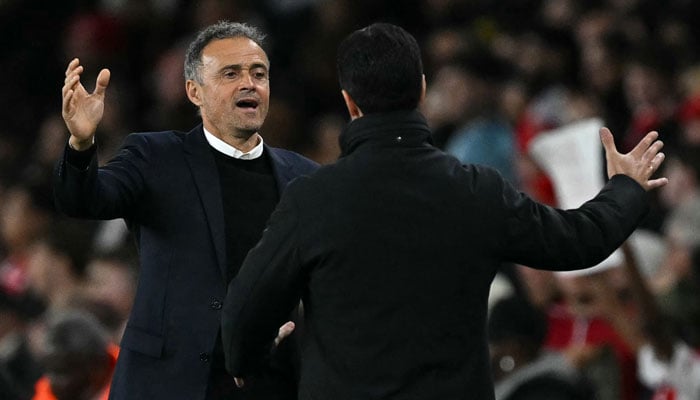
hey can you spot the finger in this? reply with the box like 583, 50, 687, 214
599, 127, 619, 162
62, 74, 80, 97
599, 127, 617, 156
64, 66, 83, 86
274, 321, 295, 346
641, 140, 664, 166
648, 149, 665, 170
279, 321, 295, 337
93, 68, 111, 96
645, 152, 666, 179
62, 89, 74, 114
234, 377, 245, 388
65, 58, 80, 76
646, 177, 669, 190
630, 131, 659, 159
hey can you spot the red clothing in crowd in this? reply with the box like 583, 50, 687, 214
32, 344, 119, 400
544, 304, 639, 400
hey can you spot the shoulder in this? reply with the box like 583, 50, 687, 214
268, 147, 319, 174
124, 130, 187, 146
117, 130, 188, 160
440, 150, 504, 183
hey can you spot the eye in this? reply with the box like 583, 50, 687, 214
223, 70, 238, 79
253, 70, 268, 80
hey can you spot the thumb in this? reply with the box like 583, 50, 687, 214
93, 68, 111, 96
599, 127, 617, 156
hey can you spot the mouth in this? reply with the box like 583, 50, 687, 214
235, 98, 259, 111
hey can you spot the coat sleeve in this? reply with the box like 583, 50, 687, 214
53, 133, 150, 220
496, 173, 649, 270
222, 182, 306, 377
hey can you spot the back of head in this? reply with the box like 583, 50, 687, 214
43, 310, 109, 360
40, 310, 111, 400
488, 296, 548, 351
337, 23, 423, 114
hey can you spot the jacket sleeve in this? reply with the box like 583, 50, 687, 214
497, 173, 649, 271
53, 133, 150, 220
222, 182, 306, 377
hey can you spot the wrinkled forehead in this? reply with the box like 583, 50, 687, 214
201, 37, 270, 69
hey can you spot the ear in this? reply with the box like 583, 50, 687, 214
186, 80, 202, 107
419, 74, 427, 104
341, 90, 363, 120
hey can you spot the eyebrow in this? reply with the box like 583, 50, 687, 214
219, 62, 269, 73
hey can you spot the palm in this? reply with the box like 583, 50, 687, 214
62, 60, 110, 145
65, 82, 105, 139
599, 127, 668, 191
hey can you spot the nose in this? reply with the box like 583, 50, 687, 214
239, 70, 255, 90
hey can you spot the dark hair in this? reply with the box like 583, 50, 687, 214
337, 23, 423, 114
184, 21, 266, 83
43, 310, 109, 360
488, 296, 548, 349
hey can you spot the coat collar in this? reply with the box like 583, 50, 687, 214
339, 109, 433, 157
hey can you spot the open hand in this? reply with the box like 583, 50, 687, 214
62, 58, 111, 150
600, 127, 668, 191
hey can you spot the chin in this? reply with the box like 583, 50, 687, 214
237, 120, 263, 132
238, 125, 262, 134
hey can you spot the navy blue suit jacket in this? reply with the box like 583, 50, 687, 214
53, 125, 318, 400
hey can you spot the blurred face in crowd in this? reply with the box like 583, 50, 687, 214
516, 265, 560, 308
26, 242, 56, 298
83, 259, 135, 319
557, 274, 600, 318
556, 267, 630, 319
659, 156, 695, 208
623, 64, 664, 108
186, 37, 270, 143
0, 188, 49, 251
682, 119, 700, 145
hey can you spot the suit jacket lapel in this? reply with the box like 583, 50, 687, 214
266, 145, 295, 191
183, 126, 227, 280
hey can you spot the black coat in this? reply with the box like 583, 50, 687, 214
222, 110, 649, 400
53, 125, 318, 400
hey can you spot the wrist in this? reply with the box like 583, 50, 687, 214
69, 135, 95, 151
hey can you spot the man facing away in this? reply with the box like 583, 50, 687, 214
222, 23, 667, 400
54, 21, 317, 400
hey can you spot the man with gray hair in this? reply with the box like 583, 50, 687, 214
55, 20, 317, 399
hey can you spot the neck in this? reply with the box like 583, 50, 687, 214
224, 133, 261, 153
206, 124, 261, 153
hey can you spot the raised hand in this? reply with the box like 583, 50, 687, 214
62, 58, 111, 150
600, 127, 669, 191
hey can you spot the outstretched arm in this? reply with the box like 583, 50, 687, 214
500, 128, 668, 270
600, 127, 668, 191
62, 58, 111, 150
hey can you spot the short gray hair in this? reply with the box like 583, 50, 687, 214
184, 21, 266, 83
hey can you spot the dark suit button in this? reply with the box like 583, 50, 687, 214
210, 299, 222, 310
199, 352, 209, 362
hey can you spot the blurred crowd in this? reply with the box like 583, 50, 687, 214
1, 0, 700, 399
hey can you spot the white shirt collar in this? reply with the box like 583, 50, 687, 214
203, 127, 264, 160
